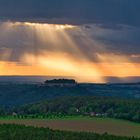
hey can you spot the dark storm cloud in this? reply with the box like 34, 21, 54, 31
0, 0, 140, 26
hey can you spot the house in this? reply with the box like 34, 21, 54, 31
12, 112, 17, 117
90, 112, 96, 117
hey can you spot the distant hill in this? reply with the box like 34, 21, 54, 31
0, 84, 88, 107
0, 82, 140, 107
45, 79, 77, 84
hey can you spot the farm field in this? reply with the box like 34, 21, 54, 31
0, 117, 140, 137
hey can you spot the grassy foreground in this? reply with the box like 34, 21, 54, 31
0, 116, 140, 137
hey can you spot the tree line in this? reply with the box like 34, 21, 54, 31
10, 96, 140, 123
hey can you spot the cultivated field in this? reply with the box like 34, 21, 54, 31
0, 117, 140, 137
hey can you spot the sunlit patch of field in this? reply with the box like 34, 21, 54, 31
0, 117, 140, 137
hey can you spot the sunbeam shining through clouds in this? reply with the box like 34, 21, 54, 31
0, 21, 140, 82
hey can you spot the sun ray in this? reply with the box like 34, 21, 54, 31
0, 21, 139, 82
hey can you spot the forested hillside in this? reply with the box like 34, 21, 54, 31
0, 82, 140, 107
12, 96, 140, 123
0, 84, 87, 107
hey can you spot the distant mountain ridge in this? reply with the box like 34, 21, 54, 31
0, 76, 140, 84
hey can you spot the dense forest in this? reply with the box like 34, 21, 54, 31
10, 96, 140, 123
0, 124, 139, 140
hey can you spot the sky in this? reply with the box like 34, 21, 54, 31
0, 0, 140, 82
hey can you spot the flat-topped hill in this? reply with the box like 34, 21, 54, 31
44, 79, 77, 87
